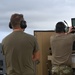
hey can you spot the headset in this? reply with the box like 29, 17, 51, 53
55, 21, 69, 33
9, 20, 27, 29
64, 20, 69, 32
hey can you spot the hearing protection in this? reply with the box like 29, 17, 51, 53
63, 20, 69, 32
9, 20, 27, 29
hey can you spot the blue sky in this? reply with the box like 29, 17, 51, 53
0, 0, 75, 42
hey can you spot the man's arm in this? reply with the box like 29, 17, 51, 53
32, 50, 40, 62
67, 26, 75, 34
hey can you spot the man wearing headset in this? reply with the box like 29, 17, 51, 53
2, 13, 40, 75
50, 21, 75, 75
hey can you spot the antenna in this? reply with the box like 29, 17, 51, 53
64, 20, 69, 27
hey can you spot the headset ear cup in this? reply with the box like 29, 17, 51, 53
9, 22, 12, 29
65, 27, 69, 32
20, 20, 27, 29
65, 27, 67, 32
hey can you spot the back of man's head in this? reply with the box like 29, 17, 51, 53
10, 13, 24, 27
55, 21, 66, 33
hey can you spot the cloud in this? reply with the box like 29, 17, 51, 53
0, 0, 75, 42
0, 0, 75, 33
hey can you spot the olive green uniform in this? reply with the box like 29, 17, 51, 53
2, 31, 39, 75
50, 34, 75, 75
